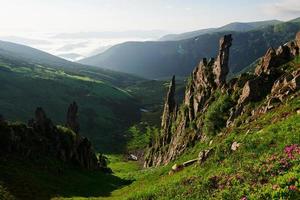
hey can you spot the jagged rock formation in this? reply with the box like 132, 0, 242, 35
145, 32, 300, 168
0, 105, 108, 171
160, 75, 177, 145
66, 101, 80, 134
213, 34, 232, 86
145, 35, 232, 167
28, 107, 55, 134
227, 34, 300, 125
297, 31, 300, 48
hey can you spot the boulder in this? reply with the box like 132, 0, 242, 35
171, 163, 184, 172
231, 142, 241, 151
198, 149, 212, 164
128, 154, 138, 161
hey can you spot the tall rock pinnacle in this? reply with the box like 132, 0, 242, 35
66, 101, 80, 134
296, 31, 300, 48
213, 34, 232, 86
161, 75, 176, 144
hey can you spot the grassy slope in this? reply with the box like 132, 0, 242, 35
55, 93, 300, 200
0, 59, 140, 153
0, 156, 133, 200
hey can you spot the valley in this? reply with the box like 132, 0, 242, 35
0, 9, 300, 200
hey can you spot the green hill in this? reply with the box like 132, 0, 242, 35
0, 42, 142, 153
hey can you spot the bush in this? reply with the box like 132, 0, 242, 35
127, 125, 159, 151
203, 92, 233, 136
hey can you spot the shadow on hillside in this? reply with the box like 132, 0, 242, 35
0, 158, 134, 200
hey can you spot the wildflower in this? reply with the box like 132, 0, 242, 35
288, 185, 298, 191
284, 144, 300, 159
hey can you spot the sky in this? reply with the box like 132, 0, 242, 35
0, 0, 299, 60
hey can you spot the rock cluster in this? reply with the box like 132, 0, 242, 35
227, 32, 300, 125
0, 102, 108, 171
145, 32, 300, 168
144, 35, 232, 167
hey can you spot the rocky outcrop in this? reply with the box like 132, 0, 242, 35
145, 31, 300, 168
144, 76, 177, 167
144, 35, 232, 167
66, 101, 80, 134
213, 34, 232, 86
227, 33, 300, 126
28, 107, 54, 134
0, 105, 108, 171
296, 31, 300, 48
160, 76, 177, 145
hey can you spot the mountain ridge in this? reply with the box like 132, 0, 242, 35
79, 19, 300, 79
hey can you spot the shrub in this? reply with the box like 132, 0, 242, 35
203, 92, 233, 136
127, 125, 159, 151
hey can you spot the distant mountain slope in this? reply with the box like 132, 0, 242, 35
0, 42, 142, 153
159, 20, 282, 41
0, 40, 142, 87
79, 20, 300, 79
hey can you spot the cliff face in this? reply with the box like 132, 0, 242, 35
145, 32, 300, 168
0, 103, 108, 171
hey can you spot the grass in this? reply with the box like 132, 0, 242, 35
0, 155, 133, 200
51, 92, 300, 200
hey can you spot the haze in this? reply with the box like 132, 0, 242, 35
0, 0, 300, 60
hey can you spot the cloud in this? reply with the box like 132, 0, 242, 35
0, 36, 51, 46
262, 0, 300, 18
56, 42, 89, 52
52, 30, 168, 40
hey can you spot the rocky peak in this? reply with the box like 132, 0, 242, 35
66, 101, 80, 134
255, 47, 277, 75
213, 34, 232, 86
296, 31, 300, 48
160, 76, 177, 145
28, 107, 54, 133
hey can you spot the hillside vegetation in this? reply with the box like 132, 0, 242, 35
0, 51, 141, 153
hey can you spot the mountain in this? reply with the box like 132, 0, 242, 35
79, 19, 300, 79
159, 20, 282, 41
0, 40, 143, 153
96, 31, 300, 200
4, 29, 300, 200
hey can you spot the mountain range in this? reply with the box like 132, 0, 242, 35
79, 18, 300, 79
